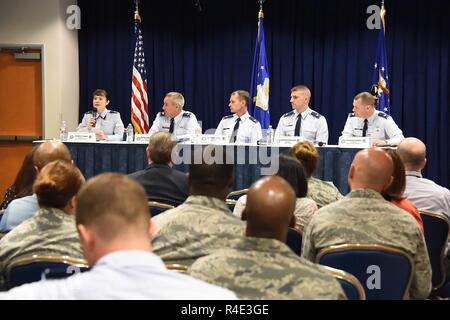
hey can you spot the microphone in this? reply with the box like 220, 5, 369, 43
92, 107, 98, 125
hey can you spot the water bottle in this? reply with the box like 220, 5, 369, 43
126, 123, 134, 142
267, 125, 274, 144
60, 120, 67, 141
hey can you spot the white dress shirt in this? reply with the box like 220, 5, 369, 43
215, 112, 262, 143
274, 107, 328, 144
149, 111, 200, 137
0, 250, 237, 300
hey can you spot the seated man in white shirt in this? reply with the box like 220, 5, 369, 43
0, 173, 236, 300
215, 90, 262, 143
274, 85, 328, 145
340, 92, 404, 146
148, 92, 200, 137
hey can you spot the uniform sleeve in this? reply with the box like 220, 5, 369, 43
215, 119, 225, 135
300, 220, 317, 262
76, 114, 90, 132
148, 114, 161, 135
409, 232, 432, 299
385, 117, 404, 145
340, 116, 354, 138
187, 114, 200, 135
107, 113, 124, 141
252, 122, 263, 143
316, 117, 329, 144
274, 117, 284, 138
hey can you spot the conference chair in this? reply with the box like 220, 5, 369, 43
165, 263, 189, 273
148, 201, 175, 217
322, 265, 366, 300
7, 255, 89, 289
226, 199, 237, 212
0, 209, 4, 223
226, 189, 248, 201
419, 210, 450, 297
317, 243, 414, 300
286, 228, 302, 256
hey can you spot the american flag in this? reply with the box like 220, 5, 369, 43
131, 6, 149, 133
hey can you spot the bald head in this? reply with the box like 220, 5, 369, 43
243, 176, 296, 242
396, 137, 427, 171
33, 141, 71, 170
348, 148, 394, 193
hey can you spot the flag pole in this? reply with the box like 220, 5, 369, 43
134, 0, 141, 23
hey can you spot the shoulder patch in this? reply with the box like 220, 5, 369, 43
283, 111, 295, 117
378, 112, 389, 119
108, 110, 118, 114
249, 116, 258, 123
182, 112, 191, 118
348, 112, 356, 118
223, 114, 234, 119
310, 111, 321, 119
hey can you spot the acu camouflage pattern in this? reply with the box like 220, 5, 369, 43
152, 195, 245, 266
307, 177, 343, 208
188, 237, 346, 300
302, 189, 432, 299
0, 207, 83, 288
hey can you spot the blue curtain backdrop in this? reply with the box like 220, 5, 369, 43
78, 0, 450, 188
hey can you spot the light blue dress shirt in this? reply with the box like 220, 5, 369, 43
0, 251, 237, 300
0, 194, 38, 232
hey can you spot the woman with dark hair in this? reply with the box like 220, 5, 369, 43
0, 160, 86, 285
233, 154, 318, 233
289, 141, 343, 208
1, 146, 37, 210
383, 148, 424, 233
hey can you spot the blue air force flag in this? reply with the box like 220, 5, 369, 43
372, 3, 390, 114
249, 8, 270, 129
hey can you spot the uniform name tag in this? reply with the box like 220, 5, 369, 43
134, 134, 151, 143
338, 136, 370, 148
67, 132, 96, 142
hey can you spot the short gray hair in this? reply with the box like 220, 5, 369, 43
166, 92, 185, 109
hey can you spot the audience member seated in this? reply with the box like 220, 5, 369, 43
397, 137, 450, 252
289, 141, 343, 208
152, 147, 245, 266
301, 148, 432, 299
1, 146, 37, 210
188, 176, 346, 300
128, 132, 188, 206
0, 141, 72, 232
0, 160, 85, 289
382, 148, 423, 233
0, 173, 236, 299
233, 154, 317, 234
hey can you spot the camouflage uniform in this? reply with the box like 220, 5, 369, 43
188, 237, 346, 300
307, 177, 344, 208
152, 195, 246, 266
0, 207, 84, 288
302, 189, 432, 299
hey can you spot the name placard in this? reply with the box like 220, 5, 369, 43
338, 136, 370, 148
134, 134, 151, 143
67, 132, 96, 142
274, 136, 305, 146
199, 135, 228, 145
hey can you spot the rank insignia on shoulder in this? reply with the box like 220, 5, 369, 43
223, 114, 234, 119
249, 116, 258, 123
182, 112, 191, 118
108, 110, 118, 114
283, 111, 294, 117
378, 112, 389, 119
310, 111, 321, 119
349, 112, 356, 117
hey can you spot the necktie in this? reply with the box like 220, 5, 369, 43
294, 114, 302, 136
230, 118, 241, 143
362, 119, 368, 137
169, 118, 175, 134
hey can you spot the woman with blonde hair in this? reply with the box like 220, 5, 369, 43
289, 141, 343, 208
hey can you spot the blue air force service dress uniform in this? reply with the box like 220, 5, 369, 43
215, 112, 263, 143
149, 111, 199, 136
340, 110, 404, 145
77, 108, 124, 141
274, 107, 329, 144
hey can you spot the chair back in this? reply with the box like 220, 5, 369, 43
148, 201, 175, 217
286, 228, 302, 256
226, 189, 248, 201
7, 255, 89, 289
322, 266, 366, 300
317, 244, 414, 300
419, 210, 450, 290
226, 199, 237, 212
